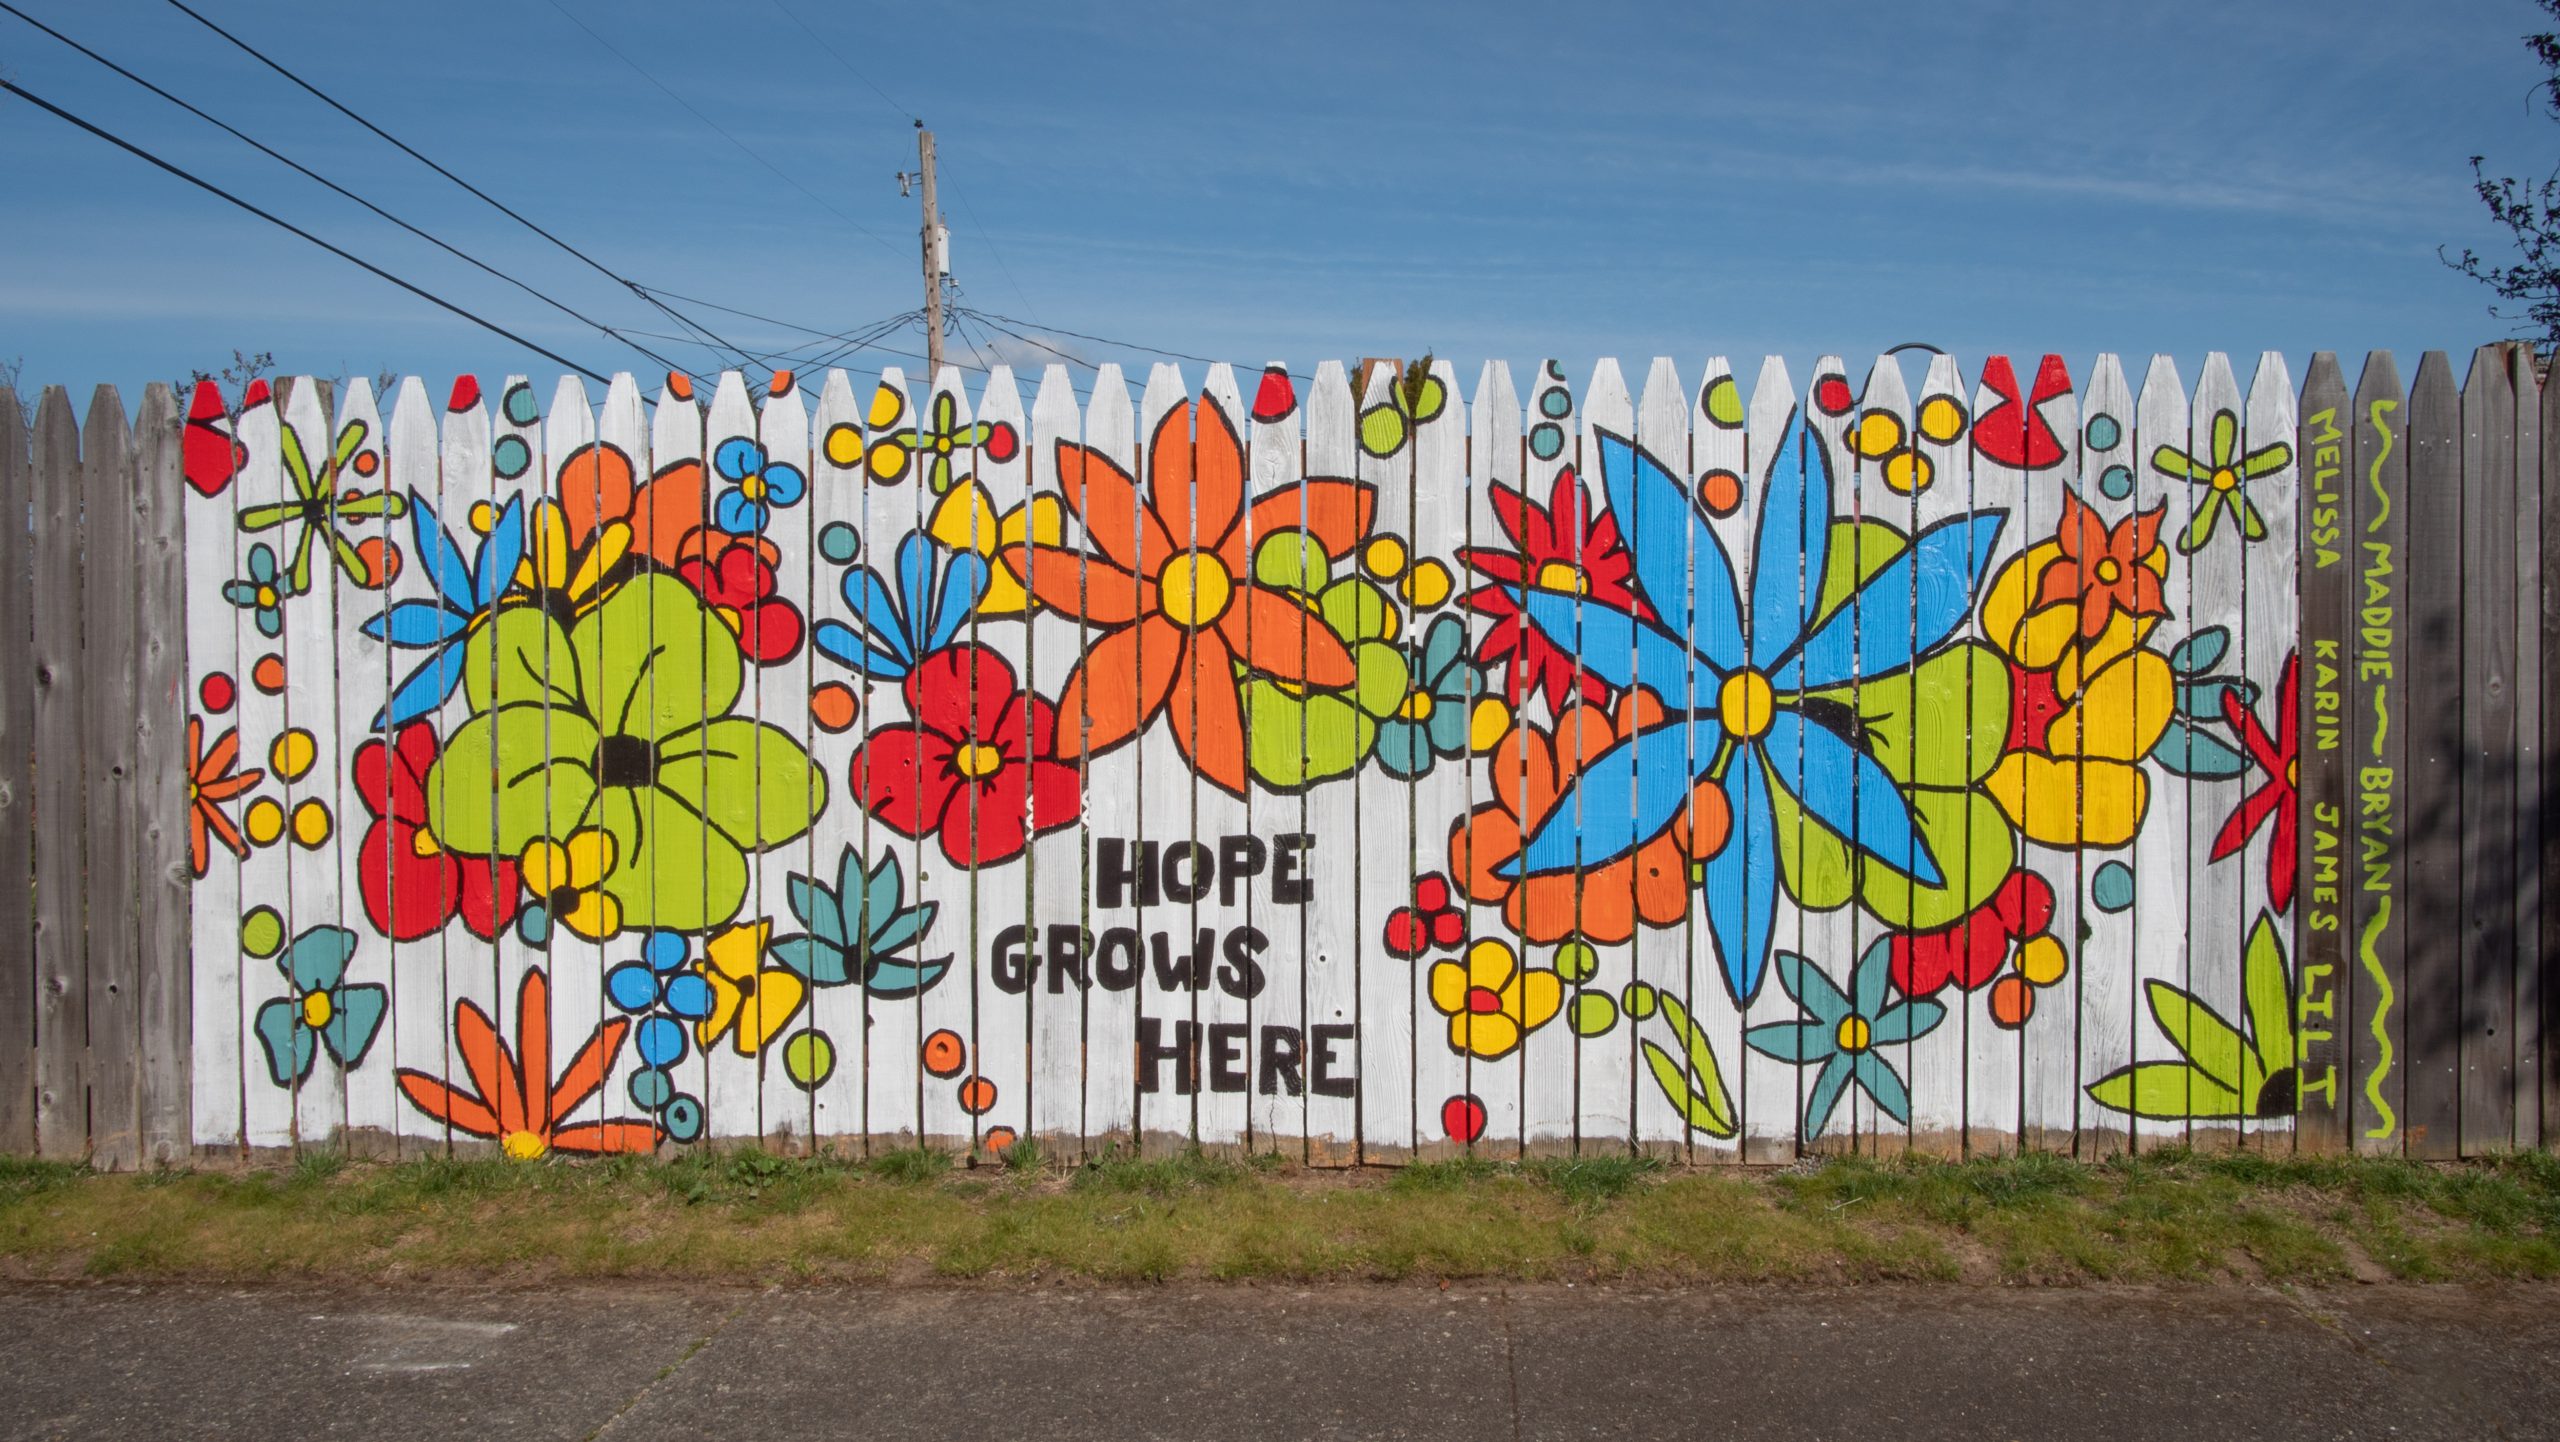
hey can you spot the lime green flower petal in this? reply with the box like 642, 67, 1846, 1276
1854, 787, 2014, 932
656, 718, 825, 850
469, 605, 577, 712
595, 783, 750, 933
1819, 641, 2010, 788
425, 704, 601, 858
571, 575, 743, 742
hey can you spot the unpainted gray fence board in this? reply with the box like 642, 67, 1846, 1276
2296, 352, 2352, 1153
2459, 348, 2519, 1154
0, 390, 31, 1156
133, 384, 189, 1167
29, 387, 85, 1160
81, 387, 141, 1171
2402, 352, 2463, 1160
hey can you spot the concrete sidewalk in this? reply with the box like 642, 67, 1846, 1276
1, 1280, 2552, 1440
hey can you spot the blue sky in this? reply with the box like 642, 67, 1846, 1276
3, 0, 2555, 405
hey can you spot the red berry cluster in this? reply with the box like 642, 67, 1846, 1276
1384, 874, 1466, 958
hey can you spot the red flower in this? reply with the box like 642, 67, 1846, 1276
1457, 466, 1653, 714
1890, 870, 2053, 996
850, 644, 1081, 867
356, 722, 520, 941
677, 546, 804, 665
2211, 651, 2299, 915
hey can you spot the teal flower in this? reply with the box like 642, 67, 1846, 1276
769, 843, 948, 997
1377, 613, 1481, 779
252, 925, 386, 1087
222, 543, 286, 638
1743, 940, 1945, 1138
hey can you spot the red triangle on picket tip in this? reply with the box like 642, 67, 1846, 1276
181, 379, 244, 497
1971, 354, 2069, 471
448, 375, 482, 412
1251, 366, 1296, 423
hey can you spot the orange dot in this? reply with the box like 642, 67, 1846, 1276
355, 537, 401, 590
983, 1126, 1018, 1153
810, 682, 859, 733
352, 450, 379, 477
957, 1075, 997, 1115
251, 654, 286, 693
666, 371, 694, 401
768, 369, 795, 397
922, 1028, 966, 1078
1988, 975, 2035, 1030
1698, 468, 1742, 516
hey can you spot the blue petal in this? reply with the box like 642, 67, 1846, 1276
255, 606, 283, 639
1596, 431, 1746, 672
789, 874, 848, 947
1872, 997, 1946, 1045
1770, 511, 2007, 690
870, 903, 933, 959
896, 533, 936, 649
1748, 410, 1831, 668
283, 925, 358, 992
253, 999, 314, 1087
838, 565, 914, 663
1375, 719, 1434, 779
714, 436, 762, 483
714, 489, 764, 535
865, 953, 951, 999
1803, 1054, 1854, 1138
1509, 718, 1719, 876
378, 648, 468, 729
248, 543, 277, 585
370, 600, 470, 647
763, 462, 806, 507
1851, 936, 1894, 1018
1744, 1020, 1833, 1063
1513, 588, 1709, 694
836, 845, 872, 931
660, 972, 714, 1019
866, 849, 906, 933
321, 983, 387, 1067
1853, 1051, 1912, 1125
810, 620, 911, 680
1758, 712, 1941, 886
1701, 753, 1780, 1004
927, 552, 990, 651
1776, 950, 1851, 1024
474, 496, 525, 610
407, 495, 475, 614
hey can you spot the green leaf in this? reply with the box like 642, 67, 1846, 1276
655, 718, 825, 850
2144, 979, 2261, 1095
1855, 787, 2015, 932
1643, 994, 1736, 1137
1819, 641, 2010, 787
1808, 519, 1908, 629
571, 575, 743, 742
1769, 764, 1856, 911
2087, 1061, 2248, 1120
2242, 911, 2296, 1074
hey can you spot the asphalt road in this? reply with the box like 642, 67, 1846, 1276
1, 1280, 2553, 1440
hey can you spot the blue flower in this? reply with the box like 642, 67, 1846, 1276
251, 925, 387, 1087
222, 543, 287, 638
810, 530, 987, 682
1743, 940, 1944, 1138
711, 436, 807, 535
1502, 415, 2005, 1003
359, 491, 525, 729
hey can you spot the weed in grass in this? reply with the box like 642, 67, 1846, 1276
1394, 1156, 1509, 1192
0, 1157, 85, 1200
1000, 1137, 1046, 1176
1072, 1147, 1243, 1196
288, 1150, 346, 1186
869, 1148, 952, 1185
1521, 1154, 1660, 1206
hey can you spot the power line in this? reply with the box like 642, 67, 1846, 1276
1, 80, 612, 383
961, 307, 1285, 378
766, 0, 916, 123
540, 0, 903, 260
160, 0, 762, 373
0, 1, 698, 378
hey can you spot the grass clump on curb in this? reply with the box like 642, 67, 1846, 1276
1, 1145, 2556, 1286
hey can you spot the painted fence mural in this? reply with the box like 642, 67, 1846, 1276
4, 343, 2529, 1162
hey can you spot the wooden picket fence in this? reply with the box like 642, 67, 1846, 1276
0, 345, 2547, 1168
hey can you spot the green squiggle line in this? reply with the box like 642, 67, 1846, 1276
2370, 686, 2389, 755
2364, 398, 2397, 529
2359, 895, 2397, 1138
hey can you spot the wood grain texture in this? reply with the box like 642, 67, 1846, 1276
0, 389, 35, 1156
2401, 351, 2462, 1159
2294, 352, 2353, 1153
132, 384, 191, 1167
2459, 346, 2519, 1154
30, 388, 86, 1160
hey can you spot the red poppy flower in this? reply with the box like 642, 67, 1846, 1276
1457, 465, 1653, 714
1889, 870, 2053, 996
2211, 651, 2299, 915
849, 644, 1082, 867
395, 968, 658, 1158
677, 546, 804, 665
356, 721, 521, 941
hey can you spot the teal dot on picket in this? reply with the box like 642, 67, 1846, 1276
2100, 464, 2134, 501
1621, 980, 1658, 1020
818, 522, 861, 564
492, 434, 531, 479
663, 1094, 704, 1143
1554, 940, 1599, 985
502, 382, 539, 427
1568, 991, 1618, 1037
1529, 422, 1564, 461
628, 1067, 674, 1112
2092, 861, 2134, 913
516, 904, 551, 949
1539, 387, 1572, 420
2085, 414, 2121, 452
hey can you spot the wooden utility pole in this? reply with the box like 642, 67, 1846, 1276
915, 121, 945, 380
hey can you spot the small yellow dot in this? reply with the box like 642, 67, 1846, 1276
1468, 697, 1512, 754
290, 800, 332, 849
1852, 409, 1905, 459
1917, 396, 1967, 444
1883, 449, 1933, 496
2018, 934, 2069, 987
269, 729, 316, 782
1400, 559, 1453, 609
244, 798, 285, 847
1362, 536, 1407, 580
823, 423, 861, 468
469, 501, 496, 535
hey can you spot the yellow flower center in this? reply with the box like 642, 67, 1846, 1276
954, 742, 1005, 780
2094, 558, 2122, 584
1159, 551, 1233, 627
188, 779, 201, 802
1397, 690, 1435, 722
2286, 758, 2299, 788
2210, 466, 2239, 492
1836, 1015, 1872, 1053
301, 991, 333, 1028
936, 435, 954, 454
1718, 669, 1778, 741
501, 1130, 547, 1162
255, 585, 278, 609
412, 826, 443, 858
1534, 561, 1586, 595
738, 474, 767, 502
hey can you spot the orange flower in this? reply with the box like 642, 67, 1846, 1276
186, 716, 263, 877
1003, 396, 1372, 796
552, 441, 775, 574
1449, 689, 1730, 945
394, 969, 659, 1159
2034, 487, 2168, 639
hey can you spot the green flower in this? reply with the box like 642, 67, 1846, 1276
1241, 564, 1404, 789
236, 415, 406, 593
2086, 911, 2300, 1120
2150, 407, 2288, 554
424, 574, 826, 933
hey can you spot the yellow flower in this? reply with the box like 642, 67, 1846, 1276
521, 828, 622, 940
512, 501, 631, 614
694, 919, 805, 1058
929, 480, 1063, 616
1427, 939, 1562, 1061
1977, 541, 2174, 848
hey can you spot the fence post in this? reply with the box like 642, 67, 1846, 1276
30, 387, 87, 1160
134, 383, 190, 1167
0, 389, 31, 1156
82, 387, 142, 1171
2402, 352, 2463, 1160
